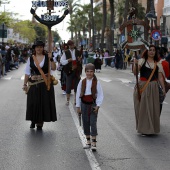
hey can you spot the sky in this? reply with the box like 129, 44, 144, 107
0, 0, 88, 42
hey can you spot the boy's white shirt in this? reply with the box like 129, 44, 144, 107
76, 78, 104, 107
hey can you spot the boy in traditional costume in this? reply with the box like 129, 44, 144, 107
76, 63, 104, 151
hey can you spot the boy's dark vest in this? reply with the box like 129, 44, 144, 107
63, 49, 82, 75
80, 77, 97, 104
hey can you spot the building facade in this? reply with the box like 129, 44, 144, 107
138, 0, 147, 10
160, 0, 170, 46
155, 0, 164, 27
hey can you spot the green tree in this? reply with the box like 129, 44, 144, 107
12, 20, 36, 43
33, 23, 48, 42
79, 4, 92, 48
67, 0, 80, 39
0, 12, 13, 26
52, 30, 61, 43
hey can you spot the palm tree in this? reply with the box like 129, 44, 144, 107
81, 4, 92, 48
90, 0, 95, 49
67, 0, 80, 39
108, 0, 114, 55
94, 9, 103, 48
123, 0, 129, 22
66, 2, 104, 49
101, 0, 107, 50
116, 0, 125, 26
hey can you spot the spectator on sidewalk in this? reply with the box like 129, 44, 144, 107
0, 46, 7, 76
104, 49, 109, 67
83, 49, 88, 65
166, 47, 170, 80
157, 47, 170, 114
5, 46, 12, 72
93, 50, 103, 72
0, 53, 2, 78
115, 49, 123, 69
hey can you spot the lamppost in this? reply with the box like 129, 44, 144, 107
145, 0, 157, 44
0, 22, 7, 45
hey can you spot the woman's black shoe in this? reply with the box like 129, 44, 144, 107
30, 122, 35, 128
37, 126, 42, 130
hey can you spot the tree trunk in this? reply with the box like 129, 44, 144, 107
109, 0, 114, 55
123, 0, 129, 22
91, 0, 95, 50
75, 31, 78, 46
144, 0, 150, 41
69, 3, 73, 39
101, 0, 107, 50
88, 23, 92, 49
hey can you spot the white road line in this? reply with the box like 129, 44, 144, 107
2, 77, 12, 80
69, 102, 101, 170
99, 78, 112, 82
163, 101, 169, 105
116, 78, 132, 83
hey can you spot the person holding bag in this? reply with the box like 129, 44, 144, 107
133, 45, 165, 136
23, 40, 57, 130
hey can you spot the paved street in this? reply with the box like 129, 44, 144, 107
0, 64, 170, 170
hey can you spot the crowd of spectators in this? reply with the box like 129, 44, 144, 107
0, 43, 31, 78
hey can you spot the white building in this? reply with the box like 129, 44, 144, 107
0, 28, 28, 44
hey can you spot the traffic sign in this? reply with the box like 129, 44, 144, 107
151, 30, 162, 41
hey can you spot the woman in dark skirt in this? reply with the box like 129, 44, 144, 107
23, 40, 57, 130
93, 51, 103, 72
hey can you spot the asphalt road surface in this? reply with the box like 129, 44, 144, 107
0, 63, 170, 170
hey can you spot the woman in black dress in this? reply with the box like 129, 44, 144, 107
93, 51, 103, 72
23, 40, 57, 130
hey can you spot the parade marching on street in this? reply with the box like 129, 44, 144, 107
0, 62, 170, 170
1, 0, 170, 170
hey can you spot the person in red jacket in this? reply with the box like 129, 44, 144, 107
157, 47, 170, 80
157, 47, 170, 114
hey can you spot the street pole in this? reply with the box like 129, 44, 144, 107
150, 20, 153, 44
2, 23, 4, 44
145, 0, 157, 45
